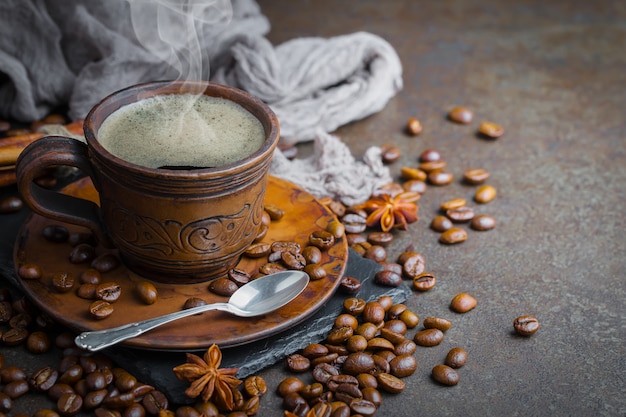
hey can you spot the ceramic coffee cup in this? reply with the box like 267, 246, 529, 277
16, 81, 279, 283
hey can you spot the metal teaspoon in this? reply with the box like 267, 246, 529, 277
74, 270, 309, 352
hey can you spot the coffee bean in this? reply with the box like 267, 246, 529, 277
308, 230, 335, 251
376, 372, 405, 394
79, 269, 102, 285
423, 317, 452, 332
0, 366, 26, 383
327, 374, 359, 392
445, 347, 468, 368
367, 231, 394, 246
302, 343, 329, 359
281, 249, 306, 270
430, 215, 453, 232
2, 327, 28, 346
208, 277, 238, 297
83, 389, 107, 410
450, 293, 477, 313
90, 253, 120, 273
244, 242, 271, 258
432, 364, 460, 386
3, 380, 29, 399
463, 168, 490, 184
362, 302, 385, 324
440, 198, 466, 211
448, 106, 473, 124
367, 337, 395, 351
52, 272, 75, 293
42, 225, 69, 242
400, 167, 427, 182
334, 382, 363, 404
228, 268, 251, 286
428, 169, 454, 186
48, 384, 75, 401
312, 363, 339, 384
379, 261, 403, 276
400, 252, 426, 278
134, 281, 158, 305
374, 270, 402, 287
413, 272, 436, 291
0, 392, 12, 413
302, 246, 323, 264
277, 377, 305, 397
68, 243, 96, 264
142, 390, 169, 414
389, 354, 417, 377
258, 262, 287, 275
29, 366, 58, 392
406, 117, 422, 136
398, 309, 419, 328
326, 219, 345, 240
89, 300, 114, 320
446, 206, 475, 222
26, 331, 51, 354
478, 121, 504, 138
244, 375, 267, 397
419, 160, 446, 173
286, 354, 310, 373
513, 315, 540, 336
439, 227, 467, 244
96, 282, 121, 302
380, 144, 402, 163
339, 276, 361, 294
341, 213, 368, 234
343, 298, 366, 315
403, 179, 427, 194
414, 328, 444, 347
382, 319, 407, 336
17, 263, 42, 280
0, 196, 23, 214
471, 214, 496, 231
474, 184, 497, 203
57, 392, 83, 415
69, 231, 96, 247
326, 326, 353, 345
304, 264, 327, 281
264, 204, 285, 220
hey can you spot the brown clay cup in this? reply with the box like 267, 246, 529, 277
16, 81, 280, 283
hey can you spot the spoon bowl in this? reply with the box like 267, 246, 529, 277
75, 270, 309, 352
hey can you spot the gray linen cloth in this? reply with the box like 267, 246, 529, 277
0, 0, 401, 204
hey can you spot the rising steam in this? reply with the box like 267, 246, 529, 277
126, 0, 233, 86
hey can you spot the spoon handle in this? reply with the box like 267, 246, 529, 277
74, 303, 230, 352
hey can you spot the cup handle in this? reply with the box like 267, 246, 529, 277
16, 136, 112, 247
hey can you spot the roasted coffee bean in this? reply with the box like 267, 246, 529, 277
83, 389, 107, 410
423, 317, 452, 332
343, 297, 366, 315
471, 214, 496, 231
244, 242, 271, 258
17, 263, 42, 280
379, 262, 403, 277
68, 232, 96, 247
89, 300, 114, 320
428, 169, 454, 186
406, 117, 422, 136
0, 366, 26, 383
244, 375, 268, 397
91, 254, 119, 273
380, 144, 402, 163
282, 249, 307, 270
58, 365, 83, 386
327, 374, 359, 392
48, 384, 75, 401
431, 215, 453, 232
96, 282, 121, 302
339, 276, 361, 294
302, 343, 329, 359
10, 312, 32, 328
52, 272, 75, 293
399, 309, 419, 328
513, 315, 540, 336
463, 168, 490, 184
135, 280, 158, 305
0, 195, 23, 214
309, 230, 335, 250
258, 262, 287, 275
367, 231, 394, 247
303, 263, 327, 281
0, 301, 13, 323
79, 269, 102, 285
389, 354, 417, 378
2, 327, 28, 346
165, 406, 200, 417
326, 326, 353, 345
341, 213, 368, 234
311, 352, 339, 366
334, 383, 363, 404
419, 160, 447, 173
112, 368, 137, 391
394, 339, 417, 356
400, 251, 425, 278
122, 403, 145, 417
367, 337, 395, 352
364, 245, 387, 263
362, 301, 385, 324
383, 319, 407, 335
400, 167, 427, 182
374, 270, 402, 287
42, 225, 69, 242
342, 352, 375, 375
29, 366, 58, 392
346, 335, 368, 352
403, 179, 427, 194
277, 377, 305, 397
57, 392, 83, 415
440, 198, 465, 211
286, 354, 310, 373
183, 297, 206, 310
414, 328, 444, 347
26, 331, 51, 354
103, 391, 135, 409
446, 206, 475, 222
299, 382, 324, 400
387, 303, 407, 320
254, 224, 269, 242
432, 364, 459, 386
439, 227, 468, 244
302, 246, 323, 264
412, 272, 436, 291
264, 204, 285, 220
376, 372, 405, 394
273, 241, 302, 255
448, 106, 473, 124
312, 363, 339, 384
208, 277, 238, 296
335, 313, 359, 330
282, 392, 308, 413
450, 293, 477, 313
68, 243, 96, 264
3, 380, 29, 399
478, 121, 504, 138
0, 392, 12, 413
474, 184, 497, 203
356, 322, 379, 340
445, 347, 468, 368
142, 390, 168, 414
224, 269, 249, 289
324, 199, 346, 217
350, 241, 371, 256
419, 149, 441, 163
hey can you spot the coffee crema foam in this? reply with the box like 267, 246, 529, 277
98, 94, 265, 169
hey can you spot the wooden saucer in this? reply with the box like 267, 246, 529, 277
14, 176, 347, 351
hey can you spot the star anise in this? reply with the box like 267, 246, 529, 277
173, 344, 242, 410
359, 190, 420, 232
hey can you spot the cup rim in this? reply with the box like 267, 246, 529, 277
83, 80, 280, 178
